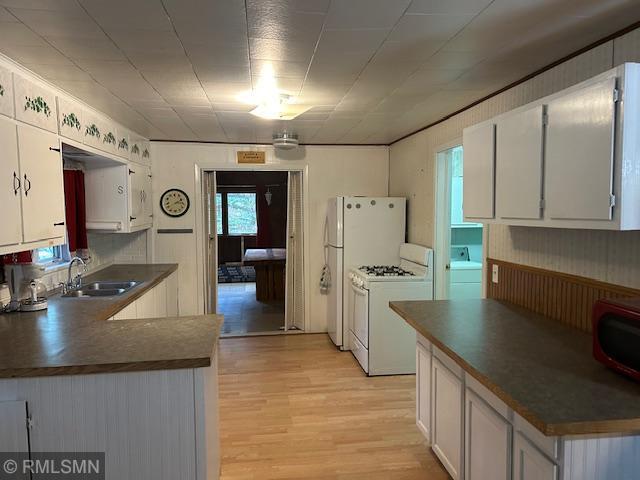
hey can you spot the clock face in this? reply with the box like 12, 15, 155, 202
160, 189, 190, 217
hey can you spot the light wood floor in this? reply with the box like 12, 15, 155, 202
218, 334, 449, 480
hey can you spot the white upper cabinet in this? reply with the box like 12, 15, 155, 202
101, 120, 118, 156
495, 105, 545, 220
0, 117, 22, 248
57, 97, 84, 142
17, 125, 65, 243
463, 63, 640, 230
463, 122, 495, 220
0, 65, 14, 118
546, 77, 616, 222
14, 75, 57, 133
82, 110, 105, 151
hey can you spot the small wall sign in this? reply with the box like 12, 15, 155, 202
237, 151, 266, 164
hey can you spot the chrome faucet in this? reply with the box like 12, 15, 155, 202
66, 256, 87, 291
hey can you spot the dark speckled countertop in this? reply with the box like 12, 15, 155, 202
0, 264, 222, 378
390, 299, 640, 437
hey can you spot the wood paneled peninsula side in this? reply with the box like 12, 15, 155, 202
0, 264, 221, 480
391, 298, 640, 480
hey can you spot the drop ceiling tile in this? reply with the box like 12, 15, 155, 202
249, 37, 316, 63
388, 13, 472, 43
425, 49, 485, 69
45, 35, 125, 61
127, 52, 194, 71
325, 0, 412, 29
374, 38, 444, 63
3, 44, 74, 65
75, 60, 141, 79
23, 63, 93, 82
212, 103, 255, 112
407, 0, 494, 15
188, 44, 250, 67
106, 30, 185, 54
249, 0, 331, 14
250, 76, 303, 95
9, 7, 104, 38
202, 82, 252, 102
0, 0, 81, 12
316, 29, 389, 56
306, 61, 364, 85
163, 0, 246, 29
298, 83, 352, 105
0, 22, 47, 46
247, 4, 325, 42
79, 0, 173, 31
196, 66, 251, 84
250, 59, 309, 79
0, 6, 16, 21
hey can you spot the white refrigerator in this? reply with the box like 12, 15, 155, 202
326, 196, 406, 350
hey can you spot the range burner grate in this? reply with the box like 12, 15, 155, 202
358, 265, 415, 277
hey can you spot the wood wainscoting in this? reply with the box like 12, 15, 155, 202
486, 258, 640, 333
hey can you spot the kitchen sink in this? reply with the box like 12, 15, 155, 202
63, 288, 126, 297
62, 280, 140, 298
82, 281, 139, 290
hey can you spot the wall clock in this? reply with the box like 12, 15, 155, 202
160, 188, 190, 217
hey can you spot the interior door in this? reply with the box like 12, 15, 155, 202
0, 117, 22, 248
496, 105, 545, 220
546, 77, 617, 221
206, 172, 218, 315
285, 171, 304, 331
18, 125, 65, 243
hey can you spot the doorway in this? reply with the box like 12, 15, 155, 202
435, 144, 484, 300
205, 169, 305, 336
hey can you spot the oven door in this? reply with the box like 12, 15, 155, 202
350, 282, 369, 348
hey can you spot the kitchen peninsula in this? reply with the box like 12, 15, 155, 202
391, 299, 640, 480
0, 264, 221, 480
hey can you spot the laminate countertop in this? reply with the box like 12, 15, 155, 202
0, 264, 222, 379
390, 299, 640, 437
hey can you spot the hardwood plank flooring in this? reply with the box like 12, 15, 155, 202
218, 334, 449, 479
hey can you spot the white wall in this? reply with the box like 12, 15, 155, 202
150, 143, 389, 332
389, 28, 640, 290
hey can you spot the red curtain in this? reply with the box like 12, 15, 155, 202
256, 185, 271, 248
63, 170, 88, 254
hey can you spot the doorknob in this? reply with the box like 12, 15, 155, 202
445, 264, 451, 270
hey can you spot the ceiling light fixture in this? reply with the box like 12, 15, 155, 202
238, 63, 312, 120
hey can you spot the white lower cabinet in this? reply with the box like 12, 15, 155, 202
432, 356, 464, 480
416, 339, 431, 440
513, 433, 558, 480
465, 388, 511, 480
111, 271, 178, 321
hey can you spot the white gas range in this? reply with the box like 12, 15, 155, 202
347, 244, 434, 375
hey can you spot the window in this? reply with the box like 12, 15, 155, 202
214, 191, 258, 236
33, 245, 69, 265
216, 193, 223, 235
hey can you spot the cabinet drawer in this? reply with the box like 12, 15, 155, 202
350, 331, 368, 374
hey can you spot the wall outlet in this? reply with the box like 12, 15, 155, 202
492, 264, 499, 284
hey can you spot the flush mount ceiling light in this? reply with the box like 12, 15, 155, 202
238, 64, 312, 120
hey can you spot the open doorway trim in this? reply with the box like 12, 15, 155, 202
433, 139, 490, 300
195, 164, 310, 334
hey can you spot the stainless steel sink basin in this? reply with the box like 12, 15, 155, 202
62, 280, 140, 298
83, 281, 139, 290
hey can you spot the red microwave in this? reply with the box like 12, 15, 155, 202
593, 297, 640, 382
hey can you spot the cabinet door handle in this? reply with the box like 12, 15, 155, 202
23, 174, 31, 196
129, 169, 135, 175
49, 147, 61, 152
130, 216, 137, 221
54, 222, 65, 226
13, 172, 21, 195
